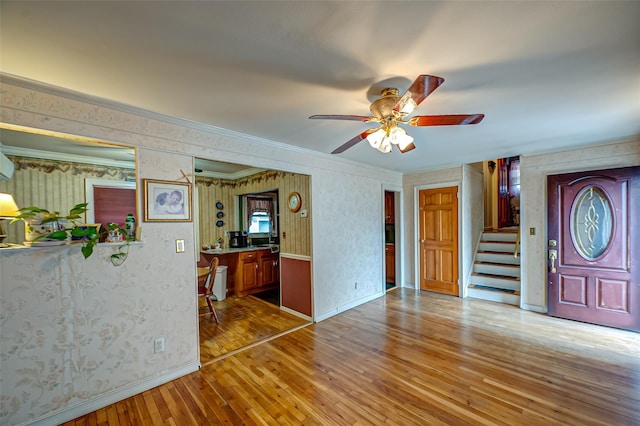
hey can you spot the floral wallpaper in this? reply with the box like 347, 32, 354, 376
1, 237, 198, 425
0, 76, 403, 425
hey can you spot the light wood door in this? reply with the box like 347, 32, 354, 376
419, 186, 459, 296
547, 166, 639, 331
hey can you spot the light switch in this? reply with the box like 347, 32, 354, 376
529, 227, 535, 236
175, 239, 185, 253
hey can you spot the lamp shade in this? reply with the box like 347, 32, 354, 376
0, 193, 19, 218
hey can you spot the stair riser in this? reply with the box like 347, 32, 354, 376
474, 263, 521, 277
476, 252, 520, 265
482, 233, 518, 243
469, 275, 520, 291
478, 242, 518, 253
468, 288, 520, 306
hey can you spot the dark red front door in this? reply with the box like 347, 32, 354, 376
547, 166, 639, 331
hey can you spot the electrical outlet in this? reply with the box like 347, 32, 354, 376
154, 337, 165, 353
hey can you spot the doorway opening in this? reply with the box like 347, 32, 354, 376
384, 190, 397, 290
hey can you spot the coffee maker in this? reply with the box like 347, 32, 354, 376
228, 231, 247, 248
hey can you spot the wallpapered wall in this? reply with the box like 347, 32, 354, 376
1, 148, 198, 426
1, 76, 402, 425
196, 171, 311, 257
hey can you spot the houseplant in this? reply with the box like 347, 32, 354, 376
10, 203, 132, 261
105, 221, 134, 266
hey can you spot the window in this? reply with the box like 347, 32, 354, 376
248, 211, 271, 234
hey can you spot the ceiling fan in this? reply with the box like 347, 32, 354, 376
309, 74, 484, 154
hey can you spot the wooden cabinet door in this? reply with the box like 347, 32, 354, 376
260, 252, 280, 287
239, 252, 258, 293
385, 191, 395, 224
418, 186, 459, 296
259, 253, 274, 287
385, 244, 395, 284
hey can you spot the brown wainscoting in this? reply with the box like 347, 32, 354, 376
280, 254, 312, 317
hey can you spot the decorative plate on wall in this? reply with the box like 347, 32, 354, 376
216, 211, 224, 218
216, 220, 224, 227
216, 201, 224, 209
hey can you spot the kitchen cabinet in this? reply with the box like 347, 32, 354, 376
385, 243, 395, 284
239, 251, 259, 293
201, 248, 280, 297
259, 252, 279, 288
385, 191, 395, 224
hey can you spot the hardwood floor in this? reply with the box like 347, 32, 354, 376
65, 288, 640, 425
199, 294, 310, 364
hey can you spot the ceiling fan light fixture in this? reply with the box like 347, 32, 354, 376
366, 128, 386, 149
310, 75, 484, 155
378, 138, 392, 153
387, 125, 406, 145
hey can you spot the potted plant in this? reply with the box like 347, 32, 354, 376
10, 203, 133, 262
105, 221, 134, 266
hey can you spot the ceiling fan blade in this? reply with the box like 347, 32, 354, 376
407, 114, 485, 126
398, 142, 416, 153
309, 114, 372, 122
394, 75, 445, 115
331, 129, 376, 154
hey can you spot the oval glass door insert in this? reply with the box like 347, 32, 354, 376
570, 185, 613, 259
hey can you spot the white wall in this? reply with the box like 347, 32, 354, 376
0, 75, 402, 425
312, 169, 385, 320
519, 139, 640, 312
461, 163, 485, 296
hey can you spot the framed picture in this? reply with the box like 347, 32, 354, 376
143, 179, 192, 222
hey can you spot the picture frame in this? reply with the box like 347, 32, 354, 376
143, 179, 192, 222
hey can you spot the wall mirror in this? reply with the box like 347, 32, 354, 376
0, 125, 137, 244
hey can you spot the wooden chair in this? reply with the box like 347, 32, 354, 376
197, 256, 220, 322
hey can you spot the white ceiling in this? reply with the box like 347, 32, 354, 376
1, 1, 638, 174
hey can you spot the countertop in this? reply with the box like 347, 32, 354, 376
201, 245, 279, 255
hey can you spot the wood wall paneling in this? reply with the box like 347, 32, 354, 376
281, 256, 312, 316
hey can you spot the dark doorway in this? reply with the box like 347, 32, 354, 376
498, 156, 520, 228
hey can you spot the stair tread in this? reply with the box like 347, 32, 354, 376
474, 261, 520, 267
479, 240, 516, 244
471, 272, 520, 281
469, 284, 521, 296
477, 250, 519, 255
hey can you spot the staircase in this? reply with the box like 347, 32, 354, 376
468, 229, 520, 305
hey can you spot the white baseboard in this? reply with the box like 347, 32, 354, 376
521, 303, 547, 313
26, 362, 200, 426
281, 305, 312, 322
314, 291, 384, 322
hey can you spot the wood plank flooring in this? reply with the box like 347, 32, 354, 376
199, 295, 310, 364
64, 288, 640, 425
